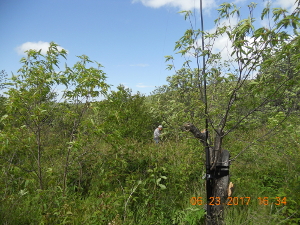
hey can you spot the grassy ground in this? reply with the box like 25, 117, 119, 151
0, 124, 299, 224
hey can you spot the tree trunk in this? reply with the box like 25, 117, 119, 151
183, 123, 230, 225
210, 150, 230, 225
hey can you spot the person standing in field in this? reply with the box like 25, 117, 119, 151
153, 125, 163, 144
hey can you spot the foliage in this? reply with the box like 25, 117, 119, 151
150, 1, 300, 224
150, 68, 205, 141
0, 124, 299, 224
155, 1, 300, 141
0, 42, 110, 203
0, 70, 7, 130
94, 85, 155, 143
0, 2, 300, 225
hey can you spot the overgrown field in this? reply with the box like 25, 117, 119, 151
1, 2, 300, 223
1, 117, 299, 224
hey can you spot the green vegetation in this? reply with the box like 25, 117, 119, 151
1, 2, 300, 224
0, 104, 299, 224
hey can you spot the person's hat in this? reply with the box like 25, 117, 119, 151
158, 125, 163, 128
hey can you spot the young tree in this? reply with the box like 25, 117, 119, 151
2, 44, 68, 190
163, 1, 300, 224
0, 43, 109, 195
60, 54, 109, 194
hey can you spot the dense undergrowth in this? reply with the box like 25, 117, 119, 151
1, 2, 300, 222
1, 116, 299, 224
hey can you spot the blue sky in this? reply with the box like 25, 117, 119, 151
0, 0, 297, 96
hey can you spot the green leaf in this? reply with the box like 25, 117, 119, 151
164, 55, 174, 62
158, 184, 166, 190
156, 178, 161, 185
166, 64, 174, 70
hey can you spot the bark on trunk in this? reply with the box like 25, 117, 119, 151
183, 123, 230, 225
210, 150, 230, 225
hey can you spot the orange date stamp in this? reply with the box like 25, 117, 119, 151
190, 197, 287, 206
257, 197, 287, 205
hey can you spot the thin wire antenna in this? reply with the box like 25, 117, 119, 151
199, 0, 212, 223
194, 0, 197, 28
159, 8, 171, 84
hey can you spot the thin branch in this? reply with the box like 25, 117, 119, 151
230, 109, 291, 161
223, 75, 294, 137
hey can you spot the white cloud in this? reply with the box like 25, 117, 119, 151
274, 0, 298, 10
203, 16, 239, 61
136, 83, 154, 88
210, 35, 233, 61
132, 0, 217, 11
15, 41, 67, 55
130, 63, 150, 67
208, 33, 262, 64
187, 14, 264, 77
261, 0, 298, 27
232, 0, 247, 3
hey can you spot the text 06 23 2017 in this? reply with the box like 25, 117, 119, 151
190, 196, 287, 206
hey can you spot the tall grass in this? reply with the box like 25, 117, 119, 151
0, 123, 299, 224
